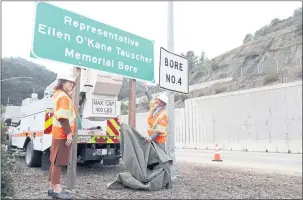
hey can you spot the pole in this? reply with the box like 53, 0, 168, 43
128, 79, 136, 128
167, 1, 177, 179
67, 67, 81, 190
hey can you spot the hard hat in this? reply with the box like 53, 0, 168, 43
56, 73, 75, 83
156, 93, 168, 104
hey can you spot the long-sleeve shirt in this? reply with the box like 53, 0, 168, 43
59, 118, 71, 135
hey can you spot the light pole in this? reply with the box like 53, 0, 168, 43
166, 1, 177, 179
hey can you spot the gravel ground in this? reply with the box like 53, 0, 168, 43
12, 159, 302, 199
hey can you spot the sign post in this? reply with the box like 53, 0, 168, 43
162, 1, 189, 180
67, 67, 81, 190
128, 79, 136, 128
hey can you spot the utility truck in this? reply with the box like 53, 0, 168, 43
5, 69, 123, 170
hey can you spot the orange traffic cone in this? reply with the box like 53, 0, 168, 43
212, 144, 223, 162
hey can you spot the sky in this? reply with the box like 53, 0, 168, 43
2, 1, 301, 81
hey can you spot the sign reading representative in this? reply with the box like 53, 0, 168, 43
92, 99, 116, 115
31, 2, 155, 82
159, 47, 189, 94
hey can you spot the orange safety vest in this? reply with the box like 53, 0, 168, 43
52, 89, 77, 140
147, 99, 168, 144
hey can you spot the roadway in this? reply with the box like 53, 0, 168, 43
175, 148, 302, 175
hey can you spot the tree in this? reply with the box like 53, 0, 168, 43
198, 51, 209, 64
1, 57, 57, 106
293, 7, 302, 17
1, 123, 19, 198
243, 33, 253, 43
270, 18, 280, 26
182, 51, 198, 72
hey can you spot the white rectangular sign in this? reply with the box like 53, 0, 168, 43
159, 47, 189, 94
92, 99, 116, 115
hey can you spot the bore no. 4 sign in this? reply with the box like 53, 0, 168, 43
159, 47, 189, 94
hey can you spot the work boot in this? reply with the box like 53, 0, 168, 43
52, 191, 72, 199
48, 189, 53, 196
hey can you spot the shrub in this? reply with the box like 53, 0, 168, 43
211, 63, 219, 71
121, 110, 128, 115
214, 86, 227, 94
270, 18, 280, 26
141, 99, 150, 111
218, 73, 227, 79
121, 102, 128, 110
1, 125, 19, 199
243, 33, 253, 43
179, 94, 188, 102
1, 150, 19, 198
1, 124, 8, 145
293, 7, 302, 17
197, 90, 205, 97
263, 72, 279, 85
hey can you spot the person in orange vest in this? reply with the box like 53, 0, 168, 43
48, 73, 78, 200
144, 84, 168, 151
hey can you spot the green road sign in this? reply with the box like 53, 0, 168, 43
31, 2, 155, 82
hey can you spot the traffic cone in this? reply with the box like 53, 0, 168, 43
212, 144, 223, 162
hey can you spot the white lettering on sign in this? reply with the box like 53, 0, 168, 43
92, 99, 116, 115
159, 47, 189, 94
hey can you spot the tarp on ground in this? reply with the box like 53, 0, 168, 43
106, 123, 173, 191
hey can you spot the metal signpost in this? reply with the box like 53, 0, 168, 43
67, 67, 81, 190
162, 1, 189, 179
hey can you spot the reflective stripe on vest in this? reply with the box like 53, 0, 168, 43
53, 91, 76, 127
52, 90, 77, 139
148, 109, 167, 135
147, 99, 168, 144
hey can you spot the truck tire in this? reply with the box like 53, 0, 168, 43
25, 140, 42, 167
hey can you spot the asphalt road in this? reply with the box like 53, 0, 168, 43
175, 148, 302, 175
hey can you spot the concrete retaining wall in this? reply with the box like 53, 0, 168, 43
121, 81, 302, 153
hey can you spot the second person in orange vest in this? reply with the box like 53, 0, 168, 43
48, 73, 78, 200
144, 84, 169, 151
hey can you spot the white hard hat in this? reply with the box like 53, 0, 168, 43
57, 73, 75, 83
156, 93, 168, 104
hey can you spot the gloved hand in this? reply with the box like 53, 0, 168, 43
145, 136, 152, 142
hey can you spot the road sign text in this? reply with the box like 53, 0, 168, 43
31, 2, 155, 82
92, 99, 116, 115
159, 47, 189, 94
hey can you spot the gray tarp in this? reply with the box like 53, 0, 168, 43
107, 123, 173, 191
